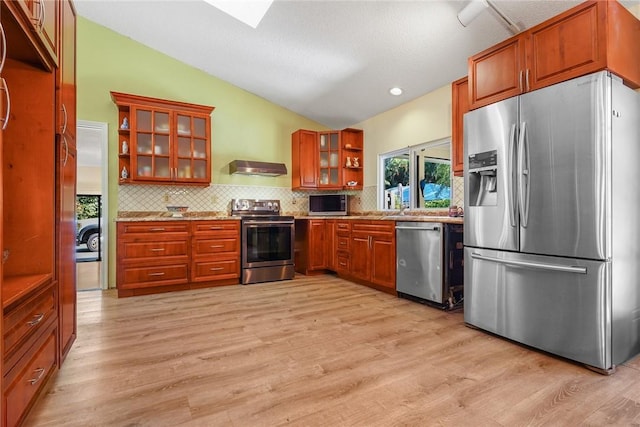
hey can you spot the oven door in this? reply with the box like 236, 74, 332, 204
242, 219, 294, 268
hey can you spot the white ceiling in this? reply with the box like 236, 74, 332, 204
74, 0, 636, 129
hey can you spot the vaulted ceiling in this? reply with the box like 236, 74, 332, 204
75, 1, 637, 129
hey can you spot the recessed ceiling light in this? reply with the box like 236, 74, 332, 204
389, 87, 403, 96
203, 0, 274, 29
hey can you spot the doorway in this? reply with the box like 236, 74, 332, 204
76, 121, 108, 290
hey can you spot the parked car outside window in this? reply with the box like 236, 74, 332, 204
76, 218, 101, 252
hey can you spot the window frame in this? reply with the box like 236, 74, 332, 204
378, 137, 453, 211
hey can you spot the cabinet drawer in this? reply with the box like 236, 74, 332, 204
352, 222, 394, 238
192, 221, 239, 235
5, 326, 57, 427
4, 283, 56, 359
193, 238, 238, 256
336, 236, 350, 251
118, 222, 189, 235
335, 254, 350, 272
120, 264, 189, 289
336, 221, 351, 235
121, 240, 188, 260
192, 259, 240, 282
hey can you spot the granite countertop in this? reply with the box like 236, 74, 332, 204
293, 215, 464, 224
116, 211, 238, 221
116, 211, 464, 224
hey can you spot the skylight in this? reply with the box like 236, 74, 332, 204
203, 0, 274, 29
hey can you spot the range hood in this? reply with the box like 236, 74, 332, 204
229, 160, 288, 176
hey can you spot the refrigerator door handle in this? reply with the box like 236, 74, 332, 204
470, 252, 587, 274
508, 123, 517, 227
518, 122, 531, 227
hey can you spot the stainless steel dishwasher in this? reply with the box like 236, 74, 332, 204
396, 222, 463, 309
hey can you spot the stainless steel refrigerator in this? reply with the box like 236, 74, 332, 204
463, 71, 640, 373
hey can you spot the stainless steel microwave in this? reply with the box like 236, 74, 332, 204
308, 194, 348, 216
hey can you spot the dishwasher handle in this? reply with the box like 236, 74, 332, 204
396, 225, 440, 231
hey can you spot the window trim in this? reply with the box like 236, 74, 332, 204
378, 137, 453, 211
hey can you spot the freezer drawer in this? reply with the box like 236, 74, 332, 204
464, 247, 611, 370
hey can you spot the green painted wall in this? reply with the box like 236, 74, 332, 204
77, 17, 325, 287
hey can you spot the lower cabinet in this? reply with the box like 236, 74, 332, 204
334, 220, 351, 274
3, 280, 58, 427
350, 221, 396, 291
116, 220, 240, 297
191, 221, 240, 285
295, 218, 395, 292
294, 219, 327, 274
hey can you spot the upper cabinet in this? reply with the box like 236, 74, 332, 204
451, 76, 468, 177
111, 92, 215, 186
292, 128, 363, 191
3, 0, 59, 70
469, 0, 640, 110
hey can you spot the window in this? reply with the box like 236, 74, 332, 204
378, 138, 452, 211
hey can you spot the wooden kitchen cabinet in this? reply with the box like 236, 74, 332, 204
334, 220, 351, 274
3, 0, 59, 70
291, 129, 318, 189
469, 0, 640, 110
0, 1, 76, 424
55, 0, 76, 364
291, 128, 364, 190
117, 220, 242, 297
111, 92, 215, 186
341, 128, 363, 190
294, 219, 327, 275
3, 277, 57, 427
116, 221, 190, 297
451, 76, 468, 177
349, 221, 396, 292
190, 221, 240, 285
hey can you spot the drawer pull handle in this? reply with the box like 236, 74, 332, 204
27, 313, 45, 327
209, 267, 224, 271
148, 272, 166, 277
339, 262, 347, 266
150, 248, 165, 252
28, 368, 45, 385
150, 228, 166, 232
210, 245, 224, 248
209, 227, 223, 230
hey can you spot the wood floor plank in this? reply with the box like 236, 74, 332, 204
23, 274, 640, 426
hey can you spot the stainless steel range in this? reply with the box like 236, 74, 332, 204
231, 199, 295, 284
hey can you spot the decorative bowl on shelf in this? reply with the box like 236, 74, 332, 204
347, 181, 358, 186
166, 205, 188, 217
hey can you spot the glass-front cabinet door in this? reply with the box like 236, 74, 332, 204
111, 91, 215, 186
318, 131, 340, 188
131, 106, 173, 182
174, 113, 211, 184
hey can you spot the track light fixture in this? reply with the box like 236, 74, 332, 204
457, 0, 521, 35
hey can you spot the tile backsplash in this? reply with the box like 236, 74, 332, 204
118, 176, 464, 215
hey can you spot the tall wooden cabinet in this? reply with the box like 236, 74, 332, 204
469, 0, 640, 110
0, 1, 76, 425
56, 0, 76, 365
111, 92, 214, 186
292, 128, 364, 191
451, 76, 468, 177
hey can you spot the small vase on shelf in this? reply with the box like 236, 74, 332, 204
353, 157, 359, 167
121, 166, 128, 179
346, 156, 352, 167
121, 140, 129, 154
120, 117, 129, 130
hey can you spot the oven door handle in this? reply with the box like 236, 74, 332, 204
244, 221, 294, 226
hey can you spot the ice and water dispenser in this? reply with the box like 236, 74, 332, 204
468, 150, 498, 206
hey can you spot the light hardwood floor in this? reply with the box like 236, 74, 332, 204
25, 274, 640, 426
